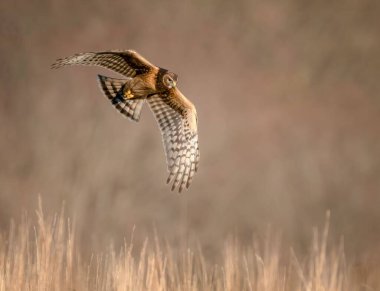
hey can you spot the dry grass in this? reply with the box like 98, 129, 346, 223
0, 201, 378, 291
1, 0, 380, 266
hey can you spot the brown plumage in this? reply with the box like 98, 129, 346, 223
52, 50, 199, 192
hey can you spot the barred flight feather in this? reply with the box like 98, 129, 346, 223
148, 94, 199, 192
52, 52, 137, 77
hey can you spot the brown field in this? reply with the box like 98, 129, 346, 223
1, 202, 379, 290
1, 0, 380, 290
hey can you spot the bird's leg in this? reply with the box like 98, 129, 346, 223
122, 78, 155, 100
121, 79, 136, 100
124, 88, 135, 99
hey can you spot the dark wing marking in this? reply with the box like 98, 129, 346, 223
97, 75, 144, 122
148, 94, 199, 192
52, 50, 156, 78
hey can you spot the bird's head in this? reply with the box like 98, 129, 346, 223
162, 72, 178, 89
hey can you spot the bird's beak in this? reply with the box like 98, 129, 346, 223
173, 81, 177, 87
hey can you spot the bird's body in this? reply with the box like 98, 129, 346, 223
52, 50, 199, 192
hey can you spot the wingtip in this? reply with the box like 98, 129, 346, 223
50, 63, 59, 69
167, 173, 174, 184
51, 58, 65, 69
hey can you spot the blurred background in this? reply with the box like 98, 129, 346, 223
0, 0, 379, 260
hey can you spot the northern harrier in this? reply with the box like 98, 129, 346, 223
52, 50, 199, 192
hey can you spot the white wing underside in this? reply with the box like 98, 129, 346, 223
148, 95, 199, 192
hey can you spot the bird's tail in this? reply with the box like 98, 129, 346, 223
97, 75, 144, 122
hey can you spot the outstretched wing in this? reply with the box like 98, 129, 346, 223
148, 94, 199, 192
52, 50, 157, 78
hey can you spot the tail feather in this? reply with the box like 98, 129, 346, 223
97, 75, 144, 122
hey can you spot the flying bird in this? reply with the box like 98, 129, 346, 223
52, 50, 199, 192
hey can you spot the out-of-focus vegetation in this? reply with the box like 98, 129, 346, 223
0, 0, 379, 288
1, 204, 379, 291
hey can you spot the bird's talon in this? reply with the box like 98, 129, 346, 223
124, 89, 134, 99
